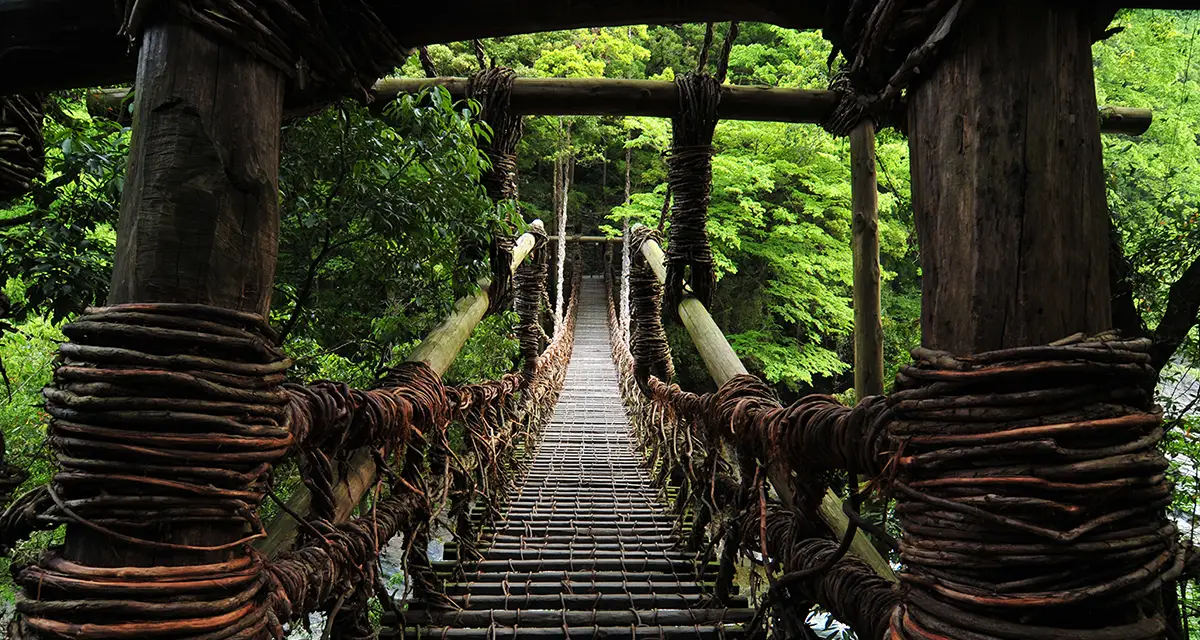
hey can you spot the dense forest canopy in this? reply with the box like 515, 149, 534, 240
2, 7, 1200, 635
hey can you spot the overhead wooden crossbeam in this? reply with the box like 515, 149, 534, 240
0, 0, 821, 95
5, 0, 1193, 96
375, 77, 840, 123
86, 80, 1154, 134
564, 234, 623, 243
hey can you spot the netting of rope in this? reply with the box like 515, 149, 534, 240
741, 503, 897, 640
612, 241, 1186, 637
467, 67, 525, 315
664, 72, 720, 314
115, 0, 410, 109
0, 96, 45, 203
603, 264, 895, 639
822, 0, 972, 136
888, 334, 1178, 639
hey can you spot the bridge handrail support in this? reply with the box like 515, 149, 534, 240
630, 223, 898, 583
259, 221, 544, 557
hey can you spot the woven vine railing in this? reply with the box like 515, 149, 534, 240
604, 242, 1181, 639
0, 239, 574, 639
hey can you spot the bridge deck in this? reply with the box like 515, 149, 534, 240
402, 277, 756, 639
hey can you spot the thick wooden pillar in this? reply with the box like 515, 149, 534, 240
107, 21, 284, 317
908, 2, 1110, 354
67, 21, 284, 565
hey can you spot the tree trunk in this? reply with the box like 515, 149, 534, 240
908, 2, 1110, 355
71, 19, 284, 567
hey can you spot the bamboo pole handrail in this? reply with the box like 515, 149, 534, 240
631, 224, 898, 582
260, 221, 544, 556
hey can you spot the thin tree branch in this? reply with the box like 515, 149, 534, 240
1152, 252, 1200, 370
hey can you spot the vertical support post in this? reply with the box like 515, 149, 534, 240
68, 20, 284, 567
901, 2, 1121, 633
908, 3, 1110, 354
850, 119, 883, 398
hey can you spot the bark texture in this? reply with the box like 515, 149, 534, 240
908, 2, 1111, 353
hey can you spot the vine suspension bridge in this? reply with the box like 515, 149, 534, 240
0, 2, 1193, 639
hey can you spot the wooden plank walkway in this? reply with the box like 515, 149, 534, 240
403, 277, 757, 639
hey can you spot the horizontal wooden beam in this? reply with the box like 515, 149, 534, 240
565, 235, 622, 243
260, 222, 542, 556
374, 77, 839, 123
1098, 106, 1154, 135
87, 82, 1153, 135
632, 225, 897, 582
0, 0, 822, 95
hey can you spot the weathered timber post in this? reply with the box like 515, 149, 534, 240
908, 4, 1110, 352
895, 3, 1173, 637
76, 19, 285, 577
850, 120, 883, 398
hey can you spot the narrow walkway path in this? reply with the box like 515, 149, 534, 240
406, 277, 754, 638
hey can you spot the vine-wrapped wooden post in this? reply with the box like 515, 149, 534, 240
850, 120, 883, 398
6, 14, 290, 639
895, 2, 1176, 637
81, 15, 285, 593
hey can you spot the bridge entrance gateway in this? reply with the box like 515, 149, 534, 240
0, 1, 1193, 639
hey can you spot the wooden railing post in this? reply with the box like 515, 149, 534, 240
632, 226, 896, 581
260, 222, 543, 556
851, 120, 884, 399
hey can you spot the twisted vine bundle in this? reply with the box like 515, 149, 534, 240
13, 303, 291, 640
0, 96, 44, 202
888, 334, 1177, 639
822, 0, 972, 135
629, 227, 673, 387
468, 67, 525, 314
664, 73, 721, 314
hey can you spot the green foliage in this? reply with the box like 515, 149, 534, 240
273, 88, 518, 382
1096, 11, 1200, 335
0, 92, 126, 322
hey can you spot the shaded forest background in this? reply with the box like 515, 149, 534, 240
3, 8, 1200, 635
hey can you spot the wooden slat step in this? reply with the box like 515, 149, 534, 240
398, 625, 751, 639
425, 593, 748, 611
443, 581, 723, 596
403, 608, 756, 627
